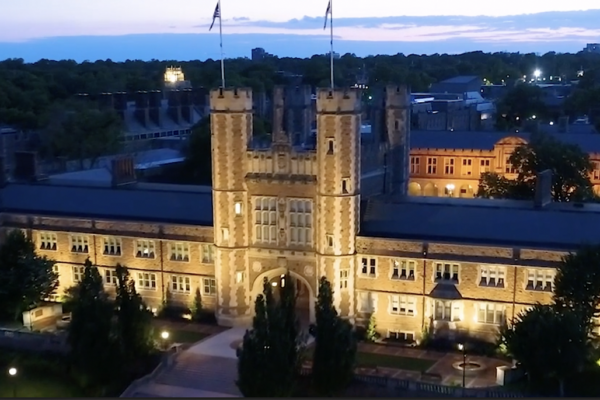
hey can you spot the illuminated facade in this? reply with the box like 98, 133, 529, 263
2, 87, 597, 344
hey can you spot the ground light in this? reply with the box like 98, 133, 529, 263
8, 367, 17, 397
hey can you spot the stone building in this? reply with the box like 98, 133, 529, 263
407, 130, 600, 198
1, 87, 599, 344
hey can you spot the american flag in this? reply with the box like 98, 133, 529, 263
209, 2, 220, 31
323, 0, 331, 30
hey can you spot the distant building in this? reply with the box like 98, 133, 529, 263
251, 48, 272, 61
164, 67, 192, 91
585, 43, 600, 53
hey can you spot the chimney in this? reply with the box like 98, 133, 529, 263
134, 91, 150, 127
534, 169, 552, 208
111, 157, 137, 187
14, 151, 41, 182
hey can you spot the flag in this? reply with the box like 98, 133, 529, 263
323, 0, 331, 30
209, 2, 220, 32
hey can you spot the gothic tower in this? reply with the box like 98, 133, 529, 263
315, 88, 361, 317
383, 85, 411, 195
210, 88, 252, 327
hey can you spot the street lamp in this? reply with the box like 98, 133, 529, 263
160, 331, 170, 350
8, 367, 17, 397
457, 344, 466, 395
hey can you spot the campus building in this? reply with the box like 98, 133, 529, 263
2, 87, 599, 344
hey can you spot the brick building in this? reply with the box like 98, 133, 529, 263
1, 86, 597, 344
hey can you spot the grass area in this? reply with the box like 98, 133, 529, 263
0, 352, 85, 398
304, 348, 435, 372
167, 329, 210, 344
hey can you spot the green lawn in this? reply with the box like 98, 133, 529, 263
167, 329, 210, 344
304, 349, 435, 372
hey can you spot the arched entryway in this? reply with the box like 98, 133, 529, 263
408, 182, 422, 196
460, 184, 475, 198
251, 268, 315, 325
423, 183, 438, 197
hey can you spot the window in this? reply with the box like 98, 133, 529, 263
234, 202, 242, 216
326, 234, 334, 248
526, 269, 554, 291
221, 228, 229, 242
480, 159, 491, 173
390, 295, 416, 316
203, 278, 216, 295
360, 257, 377, 277
342, 179, 349, 194
476, 303, 506, 325
235, 272, 245, 284
39, 232, 57, 251
434, 262, 459, 283
388, 331, 415, 342
171, 275, 191, 294
479, 265, 506, 287
593, 162, 600, 180
104, 269, 118, 285
137, 272, 157, 290
103, 237, 122, 256
201, 244, 214, 263
136, 240, 155, 258
410, 157, 420, 174
444, 158, 455, 175
433, 300, 461, 321
505, 154, 517, 174
426, 157, 437, 174
391, 260, 415, 280
327, 138, 334, 154
170, 242, 190, 262
72, 266, 84, 283
255, 197, 278, 244
340, 269, 349, 290
70, 235, 89, 253
461, 158, 472, 176
289, 199, 312, 246
358, 292, 376, 313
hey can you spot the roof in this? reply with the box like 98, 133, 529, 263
410, 130, 600, 153
439, 76, 481, 85
1, 182, 213, 226
360, 196, 600, 250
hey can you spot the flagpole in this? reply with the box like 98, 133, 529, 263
218, 0, 225, 88
329, 0, 334, 89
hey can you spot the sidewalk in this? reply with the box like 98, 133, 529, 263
129, 382, 238, 398
152, 319, 228, 336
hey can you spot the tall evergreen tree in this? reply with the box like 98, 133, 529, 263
114, 264, 154, 361
67, 258, 115, 383
237, 274, 304, 397
312, 276, 357, 395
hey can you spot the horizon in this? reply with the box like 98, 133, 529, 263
2, 2, 600, 62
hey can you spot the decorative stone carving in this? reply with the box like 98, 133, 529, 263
252, 261, 262, 273
303, 265, 314, 277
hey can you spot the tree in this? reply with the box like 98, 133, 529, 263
312, 277, 357, 396
191, 288, 204, 322
114, 264, 154, 361
237, 275, 304, 397
67, 258, 115, 383
42, 99, 123, 169
0, 230, 58, 320
499, 304, 591, 396
553, 245, 600, 337
477, 132, 594, 202
365, 314, 378, 342
495, 83, 549, 129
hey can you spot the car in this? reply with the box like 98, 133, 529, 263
56, 314, 71, 329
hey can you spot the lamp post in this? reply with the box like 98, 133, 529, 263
8, 367, 17, 397
457, 344, 466, 395
161, 331, 170, 351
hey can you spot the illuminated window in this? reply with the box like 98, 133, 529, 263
289, 199, 313, 246
39, 232, 57, 251
426, 157, 437, 174
104, 269, 118, 286
70, 234, 89, 253
477, 303, 506, 325
201, 244, 214, 263
203, 278, 216, 295
391, 260, 415, 280
235, 272, 245, 284
254, 197, 278, 244
171, 275, 191, 294
433, 300, 461, 322
234, 202, 242, 216
103, 237, 122, 256
137, 272, 157, 290
479, 265, 506, 287
389, 295, 416, 316
136, 240, 155, 258
170, 242, 190, 262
